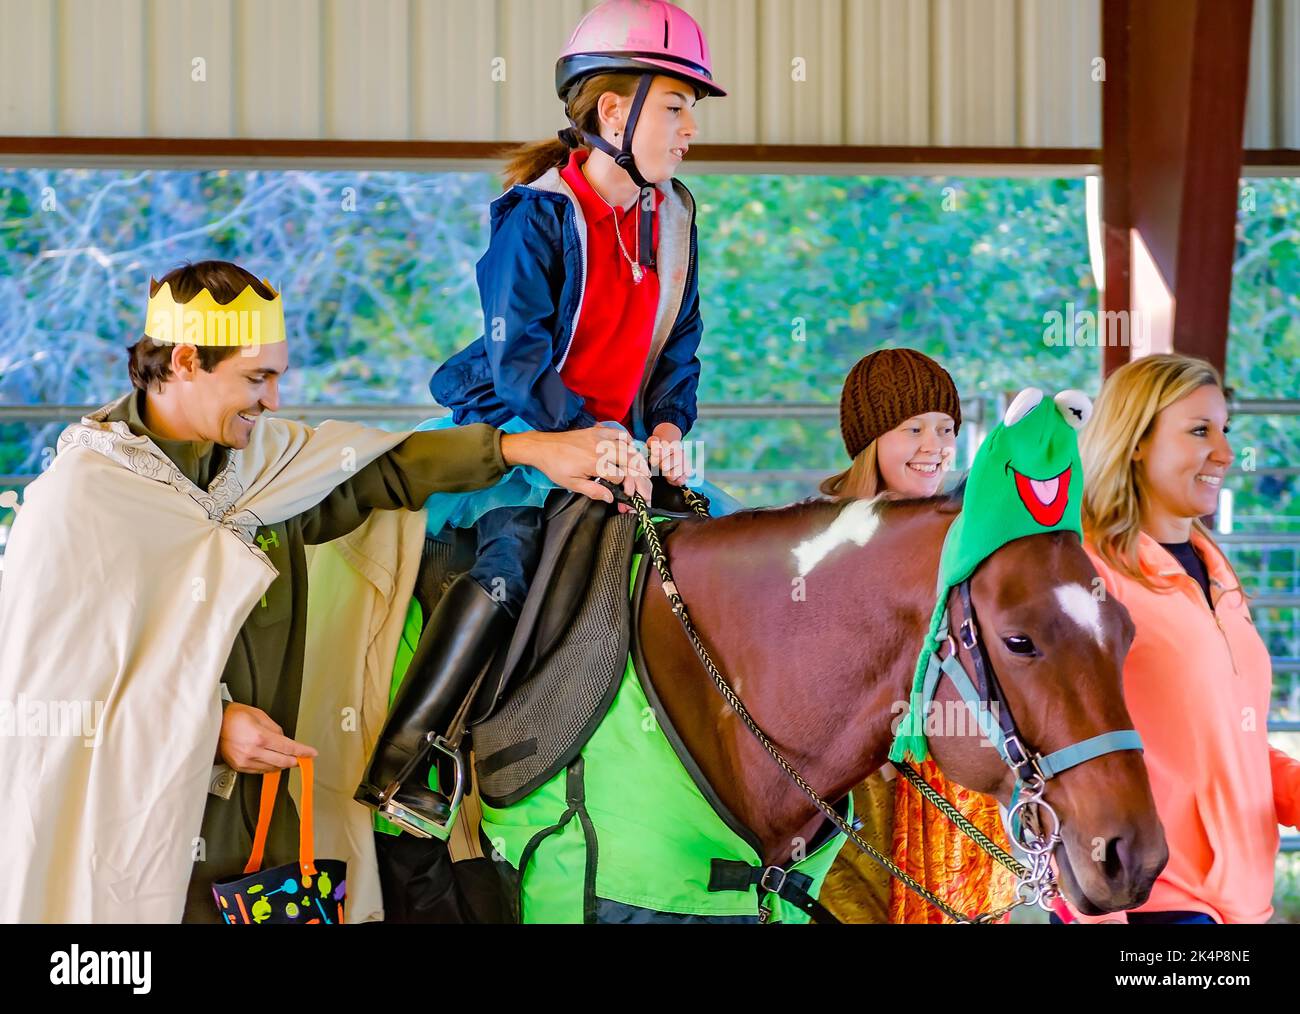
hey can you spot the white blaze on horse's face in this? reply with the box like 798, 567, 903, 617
794, 499, 881, 578
1054, 582, 1107, 649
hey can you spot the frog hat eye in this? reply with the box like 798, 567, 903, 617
1003, 387, 1044, 426
1054, 389, 1093, 430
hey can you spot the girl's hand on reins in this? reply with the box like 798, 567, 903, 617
647, 422, 688, 486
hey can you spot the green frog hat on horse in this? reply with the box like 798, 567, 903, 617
478, 384, 1168, 923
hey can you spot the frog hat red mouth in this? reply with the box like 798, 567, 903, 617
1008, 463, 1072, 527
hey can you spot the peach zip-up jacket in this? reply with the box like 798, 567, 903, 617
1072, 529, 1300, 923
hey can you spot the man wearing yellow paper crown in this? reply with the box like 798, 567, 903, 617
0, 260, 650, 923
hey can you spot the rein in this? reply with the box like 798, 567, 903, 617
629, 487, 1142, 923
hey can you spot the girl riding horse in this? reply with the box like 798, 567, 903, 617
352, 0, 731, 918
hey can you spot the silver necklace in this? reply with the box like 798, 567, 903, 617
593, 186, 646, 283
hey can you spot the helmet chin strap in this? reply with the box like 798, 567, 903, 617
566, 73, 657, 270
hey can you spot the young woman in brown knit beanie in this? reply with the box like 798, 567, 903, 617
819, 347, 962, 501
817, 348, 1019, 924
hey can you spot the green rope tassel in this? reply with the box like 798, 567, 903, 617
888, 595, 949, 764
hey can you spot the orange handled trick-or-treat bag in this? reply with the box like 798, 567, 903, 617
212, 757, 347, 925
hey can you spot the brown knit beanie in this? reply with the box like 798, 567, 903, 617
838, 348, 962, 460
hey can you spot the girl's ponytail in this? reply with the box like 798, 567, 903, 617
501, 138, 576, 190
499, 72, 641, 190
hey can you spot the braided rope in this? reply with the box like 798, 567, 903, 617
892, 762, 1028, 878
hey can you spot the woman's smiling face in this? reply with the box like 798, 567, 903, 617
1134, 383, 1233, 526
876, 412, 958, 498
604, 75, 700, 184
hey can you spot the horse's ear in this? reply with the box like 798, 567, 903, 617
1054, 389, 1093, 430
1003, 387, 1043, 426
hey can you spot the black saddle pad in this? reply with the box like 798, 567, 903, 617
412, 477, 703, 723
411, 488, 605, 694
470, 509, 640, 807
409, 478, 703, 806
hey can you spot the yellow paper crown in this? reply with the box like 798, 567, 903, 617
144, 278, 286, 347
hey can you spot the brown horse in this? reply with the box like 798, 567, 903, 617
638, 489, 1169, 916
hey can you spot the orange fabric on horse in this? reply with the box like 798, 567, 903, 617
888, 760, 1018, 923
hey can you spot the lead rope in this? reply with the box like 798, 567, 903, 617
892, 762, 1027, 877
631, 487, 1027, 924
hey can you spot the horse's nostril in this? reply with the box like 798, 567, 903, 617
1101, 835, 1128, 882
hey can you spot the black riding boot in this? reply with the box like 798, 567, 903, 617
354, 574, 512, 838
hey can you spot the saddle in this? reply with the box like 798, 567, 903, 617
410, 477, 700, 799
472, 497, 857, 924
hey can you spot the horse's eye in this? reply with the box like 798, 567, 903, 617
1003, 635, 1037, 656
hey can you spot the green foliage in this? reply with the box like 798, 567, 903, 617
684, 173, 1098, 483
0, 167, 1295, 515
689, 174, 1098, 405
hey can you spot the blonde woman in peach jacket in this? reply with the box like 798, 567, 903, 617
1066, 353, 1300, 923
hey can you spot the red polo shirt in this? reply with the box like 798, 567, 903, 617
558, 148, 664, 426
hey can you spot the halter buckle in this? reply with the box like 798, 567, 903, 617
1002, 735, 1044, 779
958, 617, 979, 650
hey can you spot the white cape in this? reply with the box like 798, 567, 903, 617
0, 396, 418, 923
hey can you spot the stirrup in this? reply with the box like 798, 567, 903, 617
376, 734, 467, 841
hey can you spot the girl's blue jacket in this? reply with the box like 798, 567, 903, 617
429, 165, 704, 441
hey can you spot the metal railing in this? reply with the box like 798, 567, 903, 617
0, 397, 990, 484
0, 398, 984, 424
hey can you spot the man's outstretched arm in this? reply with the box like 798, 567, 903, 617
300, 422, 650, 545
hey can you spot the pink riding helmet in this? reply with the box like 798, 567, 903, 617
554, 1, 726, 267
556, 0, 728, 101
